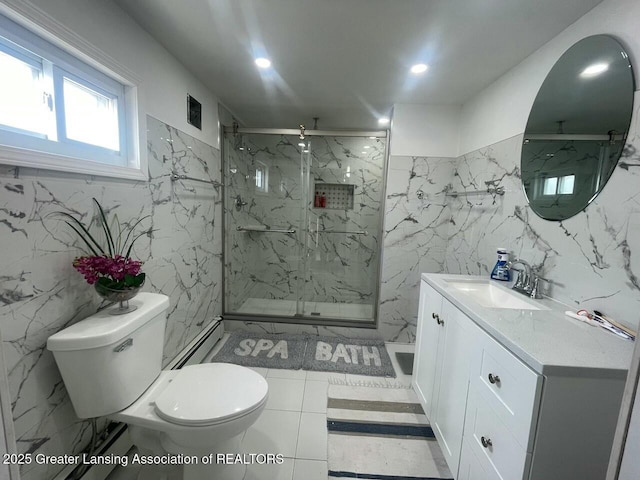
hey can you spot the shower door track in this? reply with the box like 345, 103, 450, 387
223, 312, 378, 329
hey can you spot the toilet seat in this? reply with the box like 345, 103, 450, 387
154, 363, 268, 426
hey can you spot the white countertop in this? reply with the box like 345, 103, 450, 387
422, 273, 634, 379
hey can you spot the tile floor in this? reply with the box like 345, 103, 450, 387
203, 338, 414, 480
107, 336, 413, 480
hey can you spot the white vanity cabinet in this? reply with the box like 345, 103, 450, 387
413, 277, 628, 480
413, 281, 482, 473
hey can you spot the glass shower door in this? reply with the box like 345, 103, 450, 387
224, 133, 306, 317
299, 135, 385, 321
223, 128, 385, 325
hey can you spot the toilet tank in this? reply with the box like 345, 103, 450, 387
47, 293, 169, 419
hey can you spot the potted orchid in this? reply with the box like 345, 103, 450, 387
58, 198, 151, 314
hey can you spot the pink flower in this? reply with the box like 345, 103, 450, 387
73, 255, 143, 285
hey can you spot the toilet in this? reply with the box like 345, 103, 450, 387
47, 293, 268, 480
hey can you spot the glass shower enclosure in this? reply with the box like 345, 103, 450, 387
222, 127, 387, 327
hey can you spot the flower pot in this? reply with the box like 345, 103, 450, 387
95, 282, 144, 315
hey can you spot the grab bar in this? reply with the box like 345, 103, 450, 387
314, 230, 368, 236
170, 170, 224, 188
446, 186, 505, 197
237, 226, 296, 234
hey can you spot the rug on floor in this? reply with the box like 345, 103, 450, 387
303, 335, 395, 377
327, 384, 453, 480
210, 332, 396, 377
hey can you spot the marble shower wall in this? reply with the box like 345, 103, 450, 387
224, 133, 385, 312
446, 92, 640, 328
0, 115, 222, 480
378, 156, 454, 342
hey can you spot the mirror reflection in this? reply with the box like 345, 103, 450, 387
522, 35, 635, 221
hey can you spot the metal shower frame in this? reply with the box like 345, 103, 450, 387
220, 125, 391, 329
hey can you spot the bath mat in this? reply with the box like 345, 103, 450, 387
210, 332, 396, 377
327, 384, 453, 480
210, 332, 306, 370
303, 336, 395, 377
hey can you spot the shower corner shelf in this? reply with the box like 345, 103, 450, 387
314, 182, 355, 210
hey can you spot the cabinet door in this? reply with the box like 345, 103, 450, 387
412, 280, 443, 420
432, 299, 482, 475
459, 439, 502, 480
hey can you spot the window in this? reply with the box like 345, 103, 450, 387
0, 14, 141, 179
543, 174, 575, 195
255, 161, 268, 193
543, 176, 558, 195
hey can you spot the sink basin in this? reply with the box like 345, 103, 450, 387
446, 280, 545, 310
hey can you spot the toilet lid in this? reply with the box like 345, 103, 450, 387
154, 363, 268, 426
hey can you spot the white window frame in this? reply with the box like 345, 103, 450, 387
0, 6, 145, 181
255, 160, 269, 194
542, 174, 575, 196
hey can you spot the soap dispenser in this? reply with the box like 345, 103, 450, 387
490, 248, 511, 281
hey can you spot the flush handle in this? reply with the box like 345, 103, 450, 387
488, 373, 501, 384
481, 436, 493, 448
113, 338, 133, 353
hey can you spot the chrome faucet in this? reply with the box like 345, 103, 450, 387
506, 259, 544, 299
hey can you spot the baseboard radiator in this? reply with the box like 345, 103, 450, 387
52, 317, 225, 480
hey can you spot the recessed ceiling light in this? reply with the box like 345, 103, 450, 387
364, 146, 370, 149
580, 63, 608, 77
298, 142, 305, 147
378, 117, 390, 125
255, 57, 271, 69
410, 63, 429, 74
369, 136, 376, 139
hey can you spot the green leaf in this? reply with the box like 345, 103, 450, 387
132, 272, 145, 287
94, 198, 115, 257
125, 229, 153, 258
59, 214, 105, 255
124, 273, 145, 288
120, 215, 151, 257
112, 214, 123, 255
64, 222, 100, 256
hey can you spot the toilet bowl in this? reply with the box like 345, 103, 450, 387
114, 363, 268, 480
47, 293, 268, 480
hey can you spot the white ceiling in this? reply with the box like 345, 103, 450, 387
114, 0, 604, 130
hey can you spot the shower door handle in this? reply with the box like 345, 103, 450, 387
237, 226, 296, 234
313, 230, 368, 235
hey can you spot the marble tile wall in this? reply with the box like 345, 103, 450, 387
0, 115, 222, 480
224, 134, 385, 314
378, 156, 454, 342
446, 93, 640, 328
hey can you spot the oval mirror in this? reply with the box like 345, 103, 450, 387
521, 35, 635, 221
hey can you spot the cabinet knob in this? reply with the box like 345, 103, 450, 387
432, 313, 444, 325
432, 312, 438, 319
481, 436, 493, 448
488, 373, 501, 384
